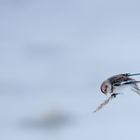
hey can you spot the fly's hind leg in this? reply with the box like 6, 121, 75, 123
131, 84, 140, 95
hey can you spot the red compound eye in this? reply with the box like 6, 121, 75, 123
104, 85, 108, 92
100, 83, 109, 94
105, 85, 108, 88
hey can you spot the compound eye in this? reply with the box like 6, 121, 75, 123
104, 85, 108, 92
105, 85, 108, 88
100, 82, 109, 94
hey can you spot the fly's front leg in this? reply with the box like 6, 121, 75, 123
111, 93, 120, 98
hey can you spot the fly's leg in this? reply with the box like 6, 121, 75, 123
111, 93, 120, 98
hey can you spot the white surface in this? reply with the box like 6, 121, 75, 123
0, 0, 140, 139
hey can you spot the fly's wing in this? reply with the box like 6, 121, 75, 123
126, 73, 140, 76
94, 95, 116, 113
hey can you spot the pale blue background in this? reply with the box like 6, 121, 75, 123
0, 0, 140, 140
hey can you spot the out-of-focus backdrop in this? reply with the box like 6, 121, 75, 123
1, 0, 140, 140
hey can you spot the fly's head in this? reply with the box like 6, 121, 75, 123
100, 81, 112, 95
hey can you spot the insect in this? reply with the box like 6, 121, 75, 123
94, 73, 140, 112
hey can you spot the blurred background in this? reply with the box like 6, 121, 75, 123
1, 0, 140, 140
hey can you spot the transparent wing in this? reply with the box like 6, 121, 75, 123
126, 73, 140, 76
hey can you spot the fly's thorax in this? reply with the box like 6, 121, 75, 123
100, 80, 112, 95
